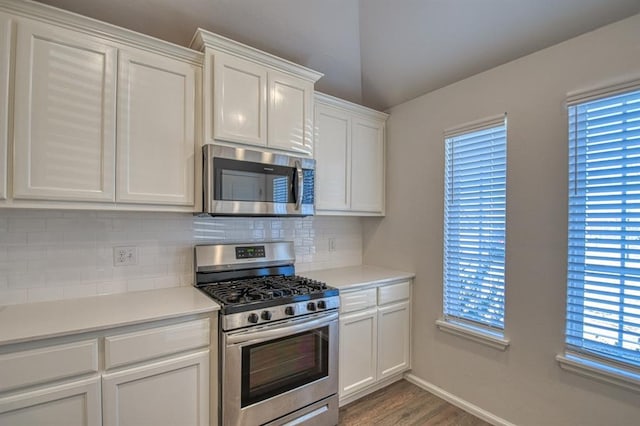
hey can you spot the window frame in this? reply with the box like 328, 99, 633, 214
438, 114, 510, 350
559, 80, 640, 391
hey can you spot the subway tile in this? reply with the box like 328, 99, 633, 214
0, 211, 363, 304
8, 217, 46, 233
96, 280, 128, 295
0, 289, 28, 305
126, 277, 157, 292
0, 231, 28, 245
27, 286, 64, 303
63, 283, 98, 299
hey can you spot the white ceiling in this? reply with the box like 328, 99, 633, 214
35, 0, 640, 110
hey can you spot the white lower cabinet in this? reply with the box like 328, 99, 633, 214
102, 351, 209, 426
377, 301, 410, 379
0, 317, 212, 426
338, 280, 412, 405
0, 376, 102, 426
339, 307, 378, 396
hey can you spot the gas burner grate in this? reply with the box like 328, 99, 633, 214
199, 274, 332, 308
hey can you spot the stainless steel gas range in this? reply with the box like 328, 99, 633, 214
194, 241, 339, 426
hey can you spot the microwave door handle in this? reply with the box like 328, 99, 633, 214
226, 312, 338, 345
295, 160, 303, 210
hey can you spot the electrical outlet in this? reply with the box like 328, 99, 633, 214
113, 246, 137, 266
328, 238, 336, 252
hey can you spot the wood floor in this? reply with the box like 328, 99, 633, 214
338, 380, 492, 426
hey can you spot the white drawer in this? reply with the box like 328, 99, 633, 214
340, 288, 377, 313
105, 318, 210, 370
0, 339, 99, 393
378, 281, 411, 305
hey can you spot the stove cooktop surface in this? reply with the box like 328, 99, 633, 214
198, 275, 339, 314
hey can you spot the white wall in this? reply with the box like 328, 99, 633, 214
362, 13, 640, 426
0, 210, 362, 305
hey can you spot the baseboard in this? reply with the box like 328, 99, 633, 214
338, 373, 405, 407
404, 373, 516, 426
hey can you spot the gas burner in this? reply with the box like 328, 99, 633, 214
195, 242, 340, 326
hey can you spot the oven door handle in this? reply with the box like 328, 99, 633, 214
226, 312, 338, 345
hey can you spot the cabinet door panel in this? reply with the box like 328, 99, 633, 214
102, 350, 209, 426
377, 301, 410, 379
117, 50, 196, 205
0, 13, 10, 201
268, 71, 313, 155
13, 19, 116, 202
0, 376, 101, 426
213, 53, 266, 146
339, 308, 377, 398
315, 105, 350, 211
351, 118, 384, 213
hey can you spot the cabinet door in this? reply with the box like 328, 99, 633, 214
102, 350, 209, 426
13, 19, 117, 202
0, 376, 101, 426
117, 49, 196, 206
377, 301, 411, 379
339, 308, 377, 398
268, 70, 313, 155
213, 52, 267, 146
351, 117, 385, 213
315, 104, 350, 211
0, 14, 10, 201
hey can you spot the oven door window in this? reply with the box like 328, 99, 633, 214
241, 326, 329, 407
214, 158, 293, 203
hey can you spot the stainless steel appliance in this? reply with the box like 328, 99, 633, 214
201, 144, 315, 216
194, 242, 339, 426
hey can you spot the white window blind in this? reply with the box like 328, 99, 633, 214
444, 117, 507, 332
567, 87, 640, 370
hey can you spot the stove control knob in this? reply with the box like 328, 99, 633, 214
248, 313, 259, 324
285, 306, 295, 316
261, 311, 272, 320
307, 302, 317, 311
317, 300, 327, 310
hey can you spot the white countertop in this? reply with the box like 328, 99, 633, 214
0, 287, 220, 346
304, 265, 415, 291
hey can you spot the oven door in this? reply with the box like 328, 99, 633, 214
222, 312, 338, 426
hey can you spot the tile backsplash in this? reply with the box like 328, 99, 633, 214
0, 210, 362, 305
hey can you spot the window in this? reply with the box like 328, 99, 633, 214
562, 85, 640, 387
438, 115, 508, 349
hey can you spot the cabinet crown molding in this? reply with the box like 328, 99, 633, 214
315, 92, 389, 121
191, 28, 323, 83
0, 0, 203, 64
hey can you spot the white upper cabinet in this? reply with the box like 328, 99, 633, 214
213, 52, 267, 146
117, 49, 197, 206
268, 70, 314, 155
351, 117, 385, 212
314, 93, 388, 216
191, 29, 322, 157
0, 13, 10, 201
315, 104, 350, 211
13, 19, 117, 202
0, 0, 202, 211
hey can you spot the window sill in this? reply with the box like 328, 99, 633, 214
435, 319, 510, 351
556, 353, 640, 393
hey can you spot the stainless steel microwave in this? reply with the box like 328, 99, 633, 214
201, 144, 315, 216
